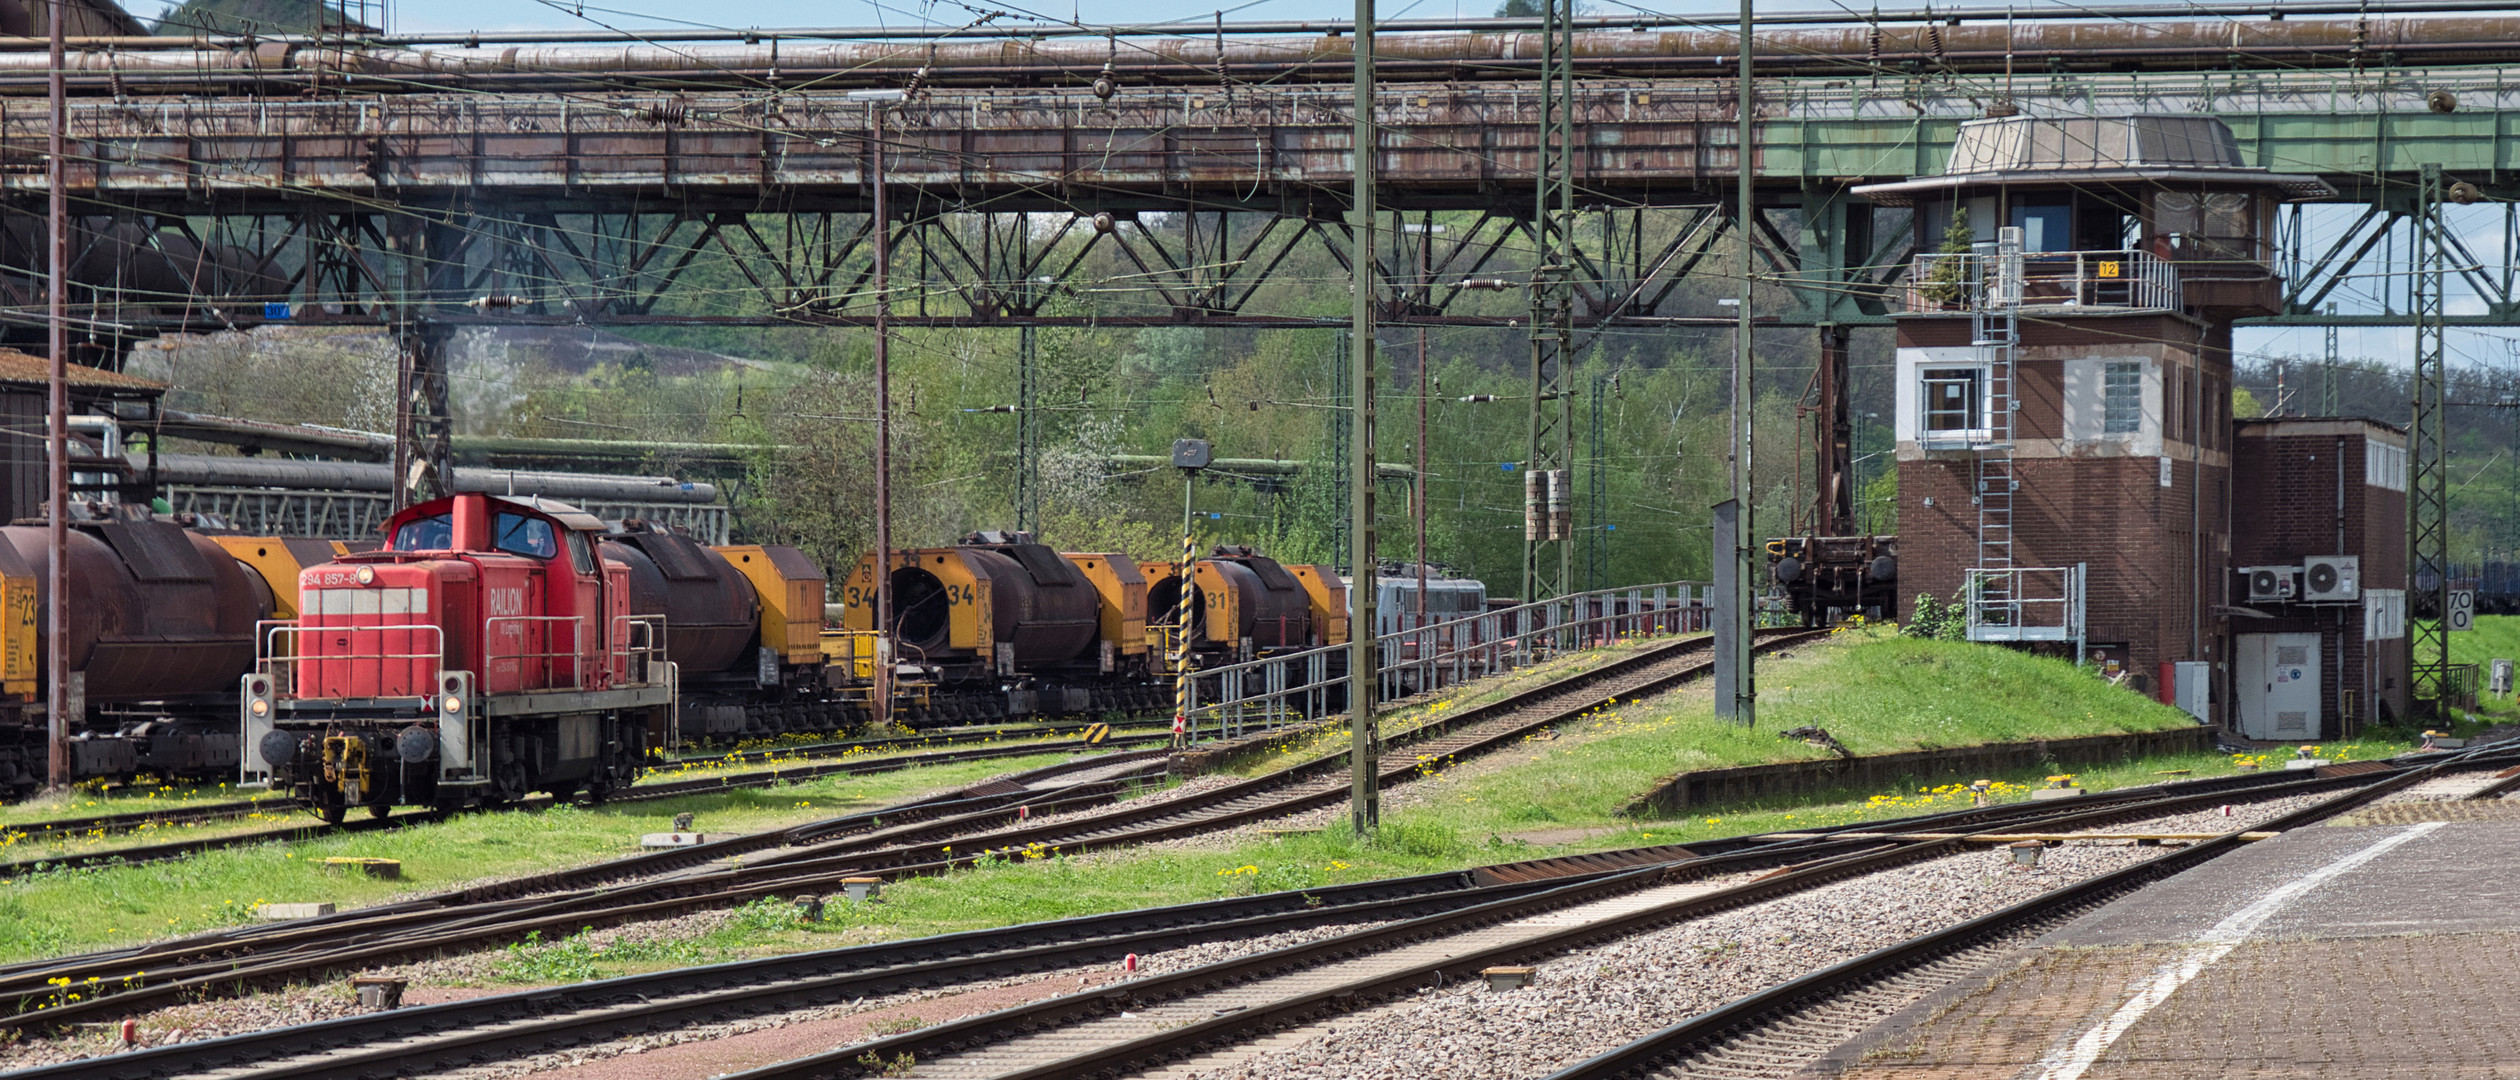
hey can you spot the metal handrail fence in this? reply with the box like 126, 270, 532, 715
1904, 248, 2177, 315
1178, 581, 1710, 741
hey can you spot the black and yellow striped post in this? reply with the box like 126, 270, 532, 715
1172, 530, 1196, 748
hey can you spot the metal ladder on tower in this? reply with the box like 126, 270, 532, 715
1970, 226, 2024, 634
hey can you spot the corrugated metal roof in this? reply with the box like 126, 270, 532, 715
0, 349, 167, 394
1948, 116, 2244, 173
1853, 114, 2335, 206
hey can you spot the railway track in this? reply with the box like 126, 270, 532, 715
3, 720, 1169, 845
1531, 743, 2517, 1080
1, 749, 2398, 1080
715, 748, 2507, 1080
0, 728, 1174, 880
0, 629, 1797, 1033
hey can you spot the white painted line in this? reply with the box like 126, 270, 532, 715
2021, 821, 2446, 1080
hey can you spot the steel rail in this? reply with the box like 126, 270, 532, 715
0, 831, 1950, 1080
4, 637, 2421, 1050
5, 752, 2435, 1080
0, 719, 1173, 842
719, 765, 2420, 1080
0, 633, 1795, 1029
0, 733, 1169, 880
1536, 745, 2502, 1080
0, 753, 1175, 1000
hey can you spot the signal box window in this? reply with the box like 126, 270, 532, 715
1921, 368, 1984, 436
391, 513, 453, 552
494, 513, 559, 559
2103, 362, 2143, 434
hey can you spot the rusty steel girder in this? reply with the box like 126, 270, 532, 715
0, 16, 2510, 93
0, 83, 1768, 213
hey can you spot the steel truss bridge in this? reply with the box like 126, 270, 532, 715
8, 67, 2520, 340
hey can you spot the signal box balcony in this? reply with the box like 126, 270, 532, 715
1900, 248, 2179, 318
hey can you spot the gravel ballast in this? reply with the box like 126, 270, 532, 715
1163, 798, 2316, 1080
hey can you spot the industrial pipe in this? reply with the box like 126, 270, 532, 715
0, 0, 2503, 49
145, 453, 721, 505
0, 17, 2515, 89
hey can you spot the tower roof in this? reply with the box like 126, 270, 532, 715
1854, 115, 2333, 206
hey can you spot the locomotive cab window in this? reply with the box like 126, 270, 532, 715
568, 533, 598, 574
494, 513, 559, 559
391, 513, 454, 551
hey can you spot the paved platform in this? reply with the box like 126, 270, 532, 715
1800, 819, 2520, 1079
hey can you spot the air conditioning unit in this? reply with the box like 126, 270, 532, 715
2302, 555, 2361, 603
2242, 565, 2298, 603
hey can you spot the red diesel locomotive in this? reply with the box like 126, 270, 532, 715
246, 492, 678, 819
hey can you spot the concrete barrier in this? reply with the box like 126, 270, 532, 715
1619, 725, 2213, 817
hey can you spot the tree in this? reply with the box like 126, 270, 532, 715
1494, 0, 1544, 15
1920, 215, 1977, 308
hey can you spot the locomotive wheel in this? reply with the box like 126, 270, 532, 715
318, 802, 347, 826
366, 802, 392, 820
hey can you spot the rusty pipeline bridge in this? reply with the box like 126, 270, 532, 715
0, 4, 2515, 577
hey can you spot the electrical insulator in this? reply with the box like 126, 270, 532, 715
1524, 469, 1545, 542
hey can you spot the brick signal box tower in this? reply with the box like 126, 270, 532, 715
1855, 116, 2375, 729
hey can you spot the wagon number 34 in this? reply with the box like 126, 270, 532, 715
846, 584, 976, 607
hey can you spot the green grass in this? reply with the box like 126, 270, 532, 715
2447, 614, 2520, 728
0, 781, 294, 830
0, 752, 1088, 964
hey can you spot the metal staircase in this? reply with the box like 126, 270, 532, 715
1970, 227, 2023, 633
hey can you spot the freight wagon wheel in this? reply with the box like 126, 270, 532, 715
318, 802, 347, 826
367, 803, 391, 820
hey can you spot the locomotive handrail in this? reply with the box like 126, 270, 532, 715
612, 614, 671, 687
253, 620, 448, 698
1177, 580, 1710, 739
485, 613, 674, 692
483, 614, 598, 690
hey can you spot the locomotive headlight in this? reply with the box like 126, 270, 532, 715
249, 699, 269, 717
355, 566, 376, 585
442, 695, 463, 714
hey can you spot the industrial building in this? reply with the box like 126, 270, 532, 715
1860, 114, 2406, 735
